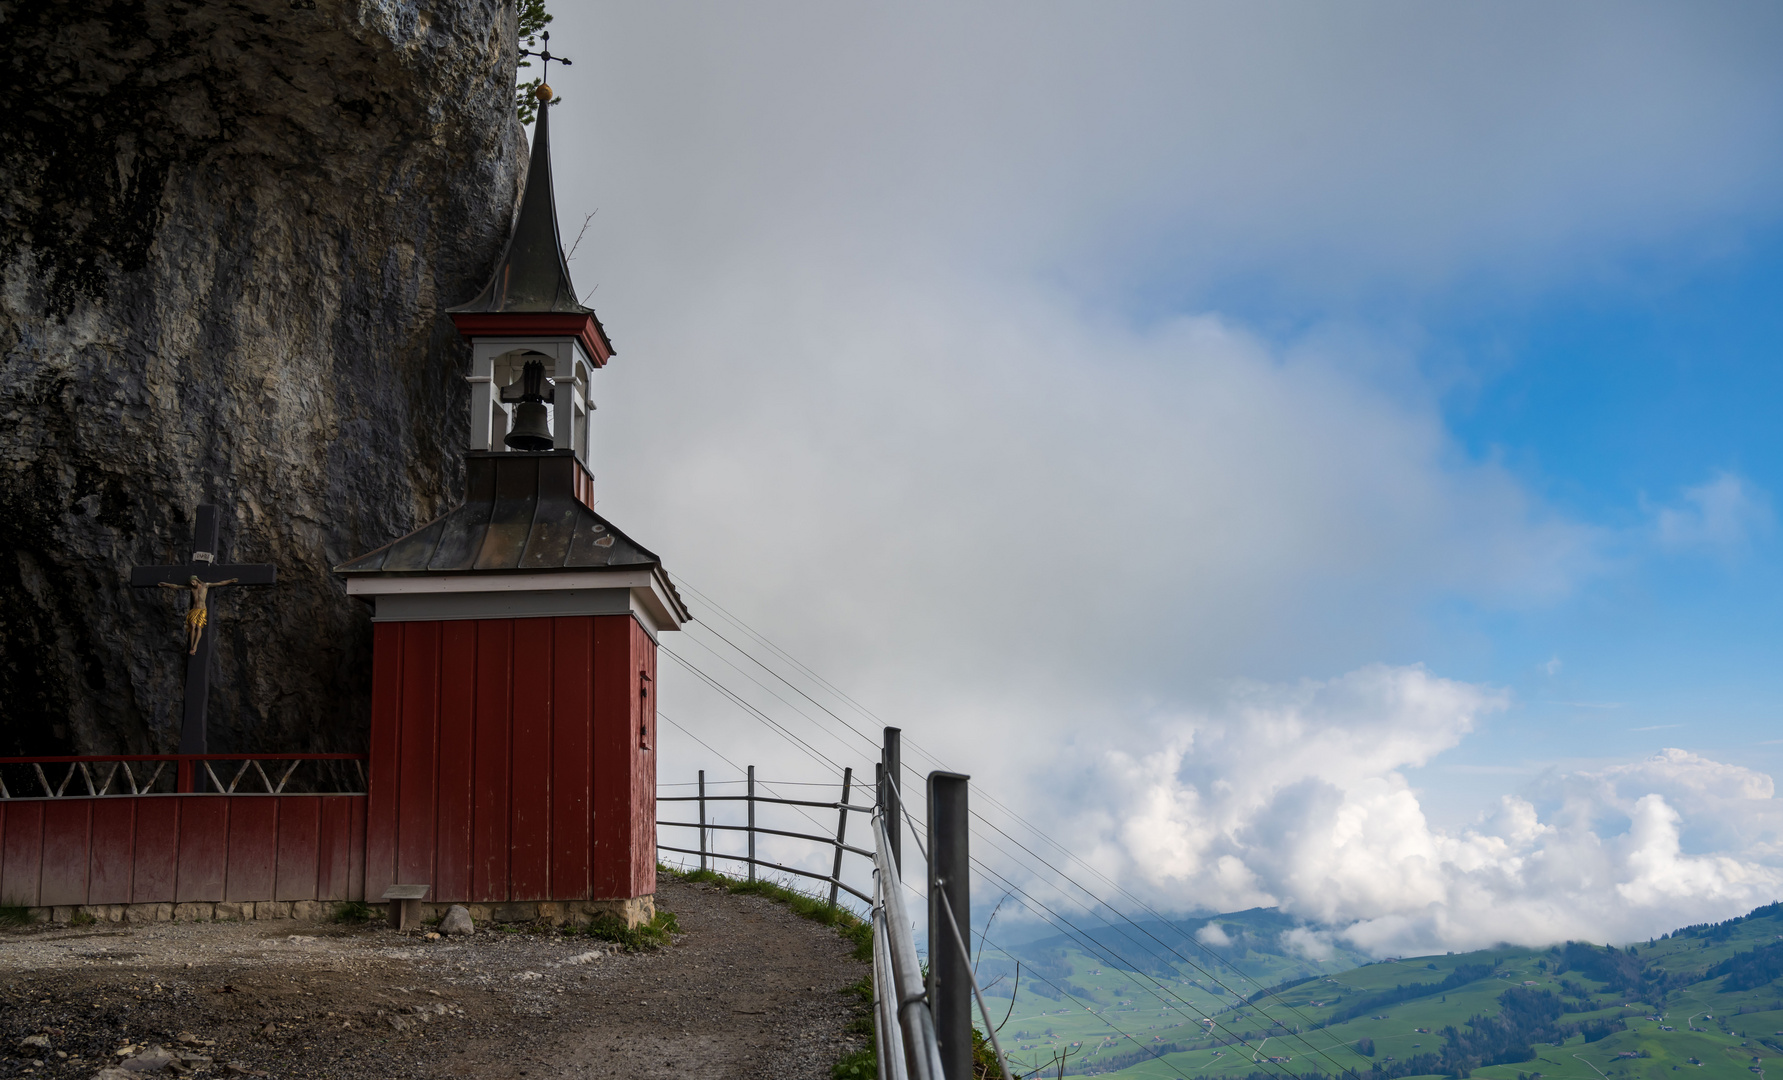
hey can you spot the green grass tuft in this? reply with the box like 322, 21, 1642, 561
0, 902, 34, 928
331, 900, 377, 924
832, 1048, 876, 1080
577, 910, 681, 952
69, 909, 96, 927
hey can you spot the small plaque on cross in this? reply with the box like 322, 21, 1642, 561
130, 505, 276, 758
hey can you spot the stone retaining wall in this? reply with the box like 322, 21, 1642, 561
23, 895, 656, 927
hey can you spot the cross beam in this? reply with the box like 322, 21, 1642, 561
130, 505, 276, 765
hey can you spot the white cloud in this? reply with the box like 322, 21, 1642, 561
1653, 472, 1774, 553
1045, 668, 1783, 957
533, 6, 1783, 953
1195, 923, 1232, 948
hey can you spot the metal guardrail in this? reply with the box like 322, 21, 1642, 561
876, 808, 947, 1080
0, 754, 369, 798
656, 765, 877, 905
655, 728, 1011, 1080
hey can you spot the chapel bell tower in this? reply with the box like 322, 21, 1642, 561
334, 85, 686, 928
445, 89, 608, 465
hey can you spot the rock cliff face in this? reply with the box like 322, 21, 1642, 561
0, 0, 525, 756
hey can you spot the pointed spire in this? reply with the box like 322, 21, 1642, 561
451, 98, 594, 315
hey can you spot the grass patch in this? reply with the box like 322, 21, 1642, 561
69, 909, 96, 927
673, 867, 873, 962
832, 1048, 876, 1080
331, 900, 377, 924
568, 910, 681, 952
0, 902, 34, 928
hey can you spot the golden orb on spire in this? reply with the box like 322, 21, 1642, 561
536, 84, 553, 102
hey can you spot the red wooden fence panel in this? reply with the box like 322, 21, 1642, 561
88, 799, 136, 905
275, 796, 320, 901
132, 799, 180, 902
2, 801, 44, 907
176, 798, 229, 902
225, 798, 278, 901
0, 794, 365, 907
39, 800, 91, 906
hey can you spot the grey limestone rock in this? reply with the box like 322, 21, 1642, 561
439, 903, 475, 936
0, 0, 528, 756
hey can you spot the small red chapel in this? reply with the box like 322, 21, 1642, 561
0, 89, 682, 926
332, 90, 687, 926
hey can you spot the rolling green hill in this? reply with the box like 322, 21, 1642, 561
982, 902, 1783, 1080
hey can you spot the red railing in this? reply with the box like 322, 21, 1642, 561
0, 755, 368, 798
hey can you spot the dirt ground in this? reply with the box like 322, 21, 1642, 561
0, 875, 870, 1080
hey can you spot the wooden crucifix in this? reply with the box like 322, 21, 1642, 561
130, 505, 276, 758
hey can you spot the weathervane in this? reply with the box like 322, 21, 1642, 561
520, 30, 572, 82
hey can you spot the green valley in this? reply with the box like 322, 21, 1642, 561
980, 903, 1783, 1080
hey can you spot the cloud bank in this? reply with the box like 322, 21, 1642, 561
541, 5, 1783, 955
1078, 665, 1783, 956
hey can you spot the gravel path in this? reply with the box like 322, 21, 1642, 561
0, 875, 870, 1079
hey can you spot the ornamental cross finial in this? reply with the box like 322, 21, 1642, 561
521, 30, 572, 82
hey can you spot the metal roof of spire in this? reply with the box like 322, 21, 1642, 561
448, 97, 599, 318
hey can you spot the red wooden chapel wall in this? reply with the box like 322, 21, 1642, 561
363, 614, 657, 905
0, 795, 365, 907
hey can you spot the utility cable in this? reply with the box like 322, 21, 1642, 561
675, 579, 1364, 1069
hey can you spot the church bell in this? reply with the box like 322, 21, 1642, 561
502, 359, 555, 452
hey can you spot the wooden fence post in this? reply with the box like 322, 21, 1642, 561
747, 765, 756, 883
698, 769, 707, 873
829, 766, 853, 907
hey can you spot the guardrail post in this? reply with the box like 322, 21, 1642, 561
177, 758, 194, 794
829, 766, 853, 907
882, 726, 902, 875
928, 771, 971, 1080
698, 769, 708, 872
747, 764, 757, 883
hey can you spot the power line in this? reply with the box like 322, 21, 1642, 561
668, 583, 1367, 1075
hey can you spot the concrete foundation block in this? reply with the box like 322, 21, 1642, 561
125, 903, 173, 923
214, 902, 250, 921
172, 902, 214, 922
289, 900, 327, 922
254, 901, 293, 920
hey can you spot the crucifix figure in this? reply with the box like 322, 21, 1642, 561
130, 505, 276, 760
161, 575, 238, 654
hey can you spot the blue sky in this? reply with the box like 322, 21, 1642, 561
536, 1, 1783, 951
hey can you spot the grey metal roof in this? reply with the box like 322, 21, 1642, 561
335, 453, 688, 621
447, 101, 597, 316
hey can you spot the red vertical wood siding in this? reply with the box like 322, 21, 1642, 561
316, 795, 358, 901
225, 798, 279, 901
550, 616, 593, 899
471, 619, 513, 901
175, 798, 229, 901
131, 799, 180, 902
275, 797, 320, 901
634, 618, 658, 898
39, 801, 92, 906
364, 620, 405, 905
509, 617, 554, 900
0, 795, 364, 907
435, 621, 478, 902
88, 799, 136, 904
360, 613, 657, 907
2, 801, 44, 906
